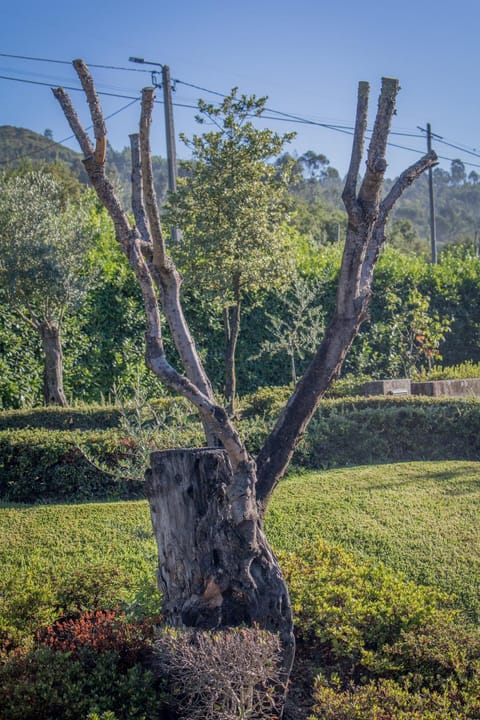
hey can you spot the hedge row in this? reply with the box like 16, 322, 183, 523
1, 395, 479, 503
297, 396, 480, 468
0, 429, 144, 503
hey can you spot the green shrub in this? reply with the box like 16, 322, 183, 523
0, 429, 144, 502
0, 607, 166, 720
0, 405, 123, 431
0, 646, 166, 720
282, 540, 480, 719
279, 541, 453, 674
413, 360, 480, 381
297, 396, 480, 468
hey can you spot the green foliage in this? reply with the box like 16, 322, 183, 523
255, 276, 326, 384
414, 360, 480, 380
266, 460, 480, 623
166, 88, 298, 302
281, 540, 452, 667
0, 429, 145, 502
282, 540, 480, 719
0, 640, 165, 720
297, 396, 480, 469
0, 500, 159, 646
0, 170, 96, 322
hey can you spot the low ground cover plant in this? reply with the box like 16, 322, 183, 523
1, 537, 479, 719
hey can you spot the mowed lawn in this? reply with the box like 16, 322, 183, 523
1, 460, 479, 643
267, 460, 480, 622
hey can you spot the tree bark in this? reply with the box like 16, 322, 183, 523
145, 448, 295, 681
38, 321, 67, 407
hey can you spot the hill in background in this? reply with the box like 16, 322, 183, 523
0, 125, 169, 208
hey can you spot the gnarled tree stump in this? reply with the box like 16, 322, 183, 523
145, 448, 294, 667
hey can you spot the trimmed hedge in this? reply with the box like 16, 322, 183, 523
296, 396, 480, 468
0, 429, 144, 503
1, 395, 480, 503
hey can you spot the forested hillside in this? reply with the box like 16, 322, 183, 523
2, 125, 480, 253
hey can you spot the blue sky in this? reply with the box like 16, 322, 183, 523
1, 0, 479, 178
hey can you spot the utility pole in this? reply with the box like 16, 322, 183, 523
129, 57, 180, 242
161, 65, 178, 196
418, 123, 440, 263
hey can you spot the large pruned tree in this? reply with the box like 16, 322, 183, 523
54, 64, 436, 711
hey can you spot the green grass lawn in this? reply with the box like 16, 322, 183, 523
1, 460, 479, 645
267, 460, 480, 622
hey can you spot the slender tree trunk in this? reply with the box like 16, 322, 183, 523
145, 448, 295, 694
224, 298, 241, 414
38, 321, 67, 407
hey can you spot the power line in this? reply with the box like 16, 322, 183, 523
3, 53, 480, 171
0, 52, 148, 73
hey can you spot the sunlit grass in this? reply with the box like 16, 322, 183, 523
1, 460, 479, 646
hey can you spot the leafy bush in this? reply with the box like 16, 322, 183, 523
37, 608, 158, 669
0, 607, 167, 720
0, 404, 122, 431
0, 429, 144, 502
413, 360, 480, 381
279, 541, 452, 674
297, 396, 480, 468
281, 540, 480, 719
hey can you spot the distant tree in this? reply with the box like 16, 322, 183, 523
468, 170, 480, 185
388, 218, 429, 256
43, 128, 53, 140
0, 170, 95, 405
166, 88, 298, 411
450, 158, 466, 186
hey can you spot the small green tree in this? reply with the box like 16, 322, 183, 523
166, 89, 298, 411
0, 169, 95, 405
256, 277, 326, 385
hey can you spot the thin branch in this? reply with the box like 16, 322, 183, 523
73, 59, 106, 164
359, 149, 438, 292
51, 88, 94, 158
52, 84, 132, 245
12, 305, 39, 331
381, 150, 438, 216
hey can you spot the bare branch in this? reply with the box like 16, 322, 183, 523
358, 77, 400, 213
381, 149, 438, 217
129, 133, 151, 244
72, 58, 106, 164
140, 87, 167, 266
52, 88, 94, 158
359, 149, 438, 293
342, 81, 369, 220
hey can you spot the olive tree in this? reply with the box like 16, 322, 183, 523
54, 63, 436, 712
0, 170, 94, 406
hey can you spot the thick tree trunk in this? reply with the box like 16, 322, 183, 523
145, 448, 295, 688
39, 321, 67, 407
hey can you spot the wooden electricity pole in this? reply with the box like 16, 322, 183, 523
418, 123, 438, 263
